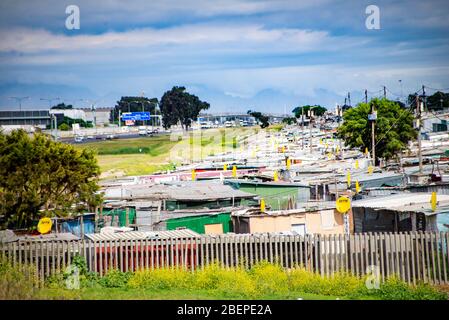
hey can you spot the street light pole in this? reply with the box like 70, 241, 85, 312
9, 96, 30, 111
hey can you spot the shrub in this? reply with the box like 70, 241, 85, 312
58, 123, 70, 131
99, 269, 132, 288
412, 282, 447, 300
249, 261, 288, 296
0, 256, 37, 300
128, 267, 192, 290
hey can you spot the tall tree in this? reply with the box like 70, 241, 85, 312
51, 103, 73, 110
292, 105, 327, 118
159, 86, 210, 130
337, 98, 417, 163
407, 91, 449, 111
247, 110, 270, 128
0, 130, 102, 229
112, 96, 158, 124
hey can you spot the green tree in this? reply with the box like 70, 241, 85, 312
51, 103, 73, 110
113, 96, 158, 125
0, 130, 102, 229
159, 86, 210, 130
292, 105, 326, 118
58, 123, 70, 131
282, 117, 297, 125
337, 98, 417, 164
247, 110, 270, 129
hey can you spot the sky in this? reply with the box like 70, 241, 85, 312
0, 0, 449, 113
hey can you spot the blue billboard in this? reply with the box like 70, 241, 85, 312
121, 112, 151, 121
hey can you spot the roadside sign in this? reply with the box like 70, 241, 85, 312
121, 112, 150, 121
37, 217, 52, 234
125, 120, 135, 126
336, 196, 351, 214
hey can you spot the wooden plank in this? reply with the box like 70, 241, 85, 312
289, 235, 294, 268
354, 234, 359, 276
273, 235, 278, 265
220, 236, 224, 268
343, 234, 348, 273
304, 235, 309, 270
425, 233, 432, 283
418, 232, 425, 282
399, 233, 405, 282
442, 232, 448, 284
410, 232, 416, 285
155, 239, 160, 269
149, 238, 154, 270
268, 235, 273, 264
249, 235, 254, 267
321, 234, 326, 277
435, 232, 442, 284
182, 238, 187, 270
429, 232, 436, 284
379, 233, 385, 282
404, 233, 411, 284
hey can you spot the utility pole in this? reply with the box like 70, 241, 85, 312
383, 86, 386, 99
371, 101, 376, 166
416, 92, 423, 173
365, 89, 368, 104
309, 109, 313, 154
9, 96, 29, 111
301, 107, 304, 149
348, 92, 351, 107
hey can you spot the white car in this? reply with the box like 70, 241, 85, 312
74, 136, 84, 143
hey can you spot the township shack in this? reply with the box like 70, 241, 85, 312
224, 179, 310, 210
102, 180, 257, 210
351, 193, 449, 233
231, 203, 352, 235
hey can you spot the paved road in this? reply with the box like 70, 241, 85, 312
61, 131, 167, 144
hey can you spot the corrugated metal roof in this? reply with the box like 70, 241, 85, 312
85, 229, 200, 241
18, 232, 80, 242
352, 193, 449, 215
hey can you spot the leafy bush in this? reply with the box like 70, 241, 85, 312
99, 269, 132, 288
0, 256, 37, 299
249, 261, 288, 295
412, 282, 447, 300
373, 277, 447, 300
58, 123, 70, 131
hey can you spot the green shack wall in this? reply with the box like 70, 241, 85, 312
165, 213, 232, 234
238, 185, 303, 210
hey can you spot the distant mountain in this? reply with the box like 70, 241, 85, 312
0, 82, 346, 114
0, 83, 98, 110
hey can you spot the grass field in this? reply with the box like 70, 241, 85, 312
74, 127, 267, 179
35, 287, 363, 300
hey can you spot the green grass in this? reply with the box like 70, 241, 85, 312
35, 287, 362, 300
73, 128, 262, 179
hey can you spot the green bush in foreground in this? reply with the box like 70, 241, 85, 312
1, 255, 447, 300
0, 256, 37, 300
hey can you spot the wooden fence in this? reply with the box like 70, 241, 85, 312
1, 232, 448, 285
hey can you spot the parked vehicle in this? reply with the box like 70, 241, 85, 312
74, 135, 84, 143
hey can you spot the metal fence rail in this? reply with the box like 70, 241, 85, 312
1, 232, 448, 285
